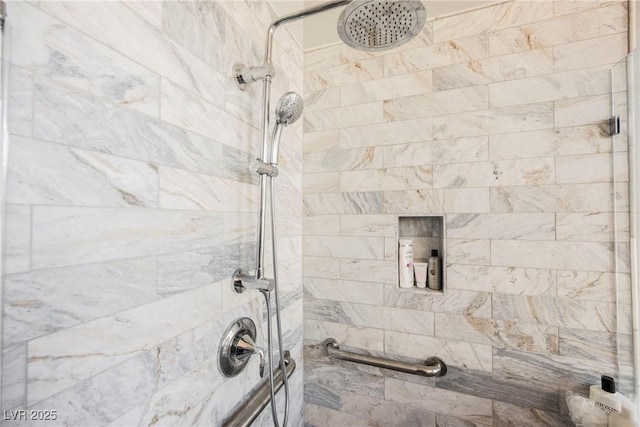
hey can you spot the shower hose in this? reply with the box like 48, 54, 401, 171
261, 176, 290, 427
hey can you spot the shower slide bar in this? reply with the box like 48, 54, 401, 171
222, 352, 296, 427
323, 338, 447, 377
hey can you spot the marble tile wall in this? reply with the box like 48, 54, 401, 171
302, 0, 632, 425
2, 1, 304, 426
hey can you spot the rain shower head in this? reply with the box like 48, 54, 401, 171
337, 0, 427, 52
275, 92, 304, 126
270, 92, 304, 165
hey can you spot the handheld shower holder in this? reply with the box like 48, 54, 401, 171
233, 268, 275, 293
254, 160, 279, 177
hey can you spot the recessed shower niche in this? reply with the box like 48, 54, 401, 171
398, 216, 445, 293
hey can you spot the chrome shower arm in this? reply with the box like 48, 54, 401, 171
263, 0, 354, 64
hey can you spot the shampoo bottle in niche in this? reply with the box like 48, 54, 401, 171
427, 249, 441, 290
590, 375, 622, 416
398, 239, 414, 288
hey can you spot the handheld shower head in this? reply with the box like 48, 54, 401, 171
270, 92, 304, 165
275, 92, 304, 126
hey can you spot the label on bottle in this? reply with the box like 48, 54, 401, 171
595, 401, 620, 416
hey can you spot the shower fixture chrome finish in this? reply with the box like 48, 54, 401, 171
232, 268, 274, 293
270, 92, 304, 166
233, 62, 276, 91
337, 0, 427, 51
219, 317, 265, 378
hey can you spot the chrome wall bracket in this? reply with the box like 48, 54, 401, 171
232, 268, 274, 293
219, 317, 265, 378
233, 62, 276, 91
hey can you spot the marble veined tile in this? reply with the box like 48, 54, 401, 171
304, 192, 385, 216
37, 1, 225, 105
492, 348, 617, 393
433, 48, 553, 91
8, 136, 158, 208
446, 239, 491, 266
27, 283, 220, 405
340, 70, 433, 107
304, 129, 340, 153
304, 102, 383, 132
5, 205, 30, 275
158, 166, 257, 212
555, 94, 619, 128
304, 146, 383, 173
383, 35, 488, 77
383, 137, 489, 168
489, 67, 610, 108
156, 243, 252, 297
339, 303, 434, 336
436, 367, 559, 413
32, 81, 235, 177
2, 344, 26, 409
340, 119, 433, 149
340, 214, 396, 237
4, 257, 157, 346
31, 206, 223, 269
433, 102, 553, 140
447, 213, 555, 240
340, 259, 396, 283
493, 401, 574, 427
554, 33, 627, 72
306, 360, 385, 403
488, 3, 627, 56
492, 240, 614, 272
384, 286, 491, 318
11, 2, 160, 116
383, 188, 491, 214
304, 45, 342, 72
160, 79, 256, 152
385, 378, 492, 424
434, 158, 554, 188
304, 57, 384, 92
303, 215, 340, 236
339, 393, 436, 427
556, 270, 627, 303
447, 264, 556, 296
121, 1, 162, 28
558, 328, 622, 366
433, 1, 553, 43
304, 277, 384, 305
556, 212, 627, 242
556, 152, 627, 184
162, 0, 225, 68
304, 172, 340, 194
493, 294, 617, 333
490, 183, 623, 213
489, 125, 611, 160
435, 314, 558, 354
306, 87, 341, 112
304, 403, 368, 426
8, 66, 33, 137
25, 349, 157, 426
303, 236, 384, 260
383, 85, 488, 122
340, 167, 432, 193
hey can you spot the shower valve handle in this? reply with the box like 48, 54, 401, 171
234, 333, 266, 378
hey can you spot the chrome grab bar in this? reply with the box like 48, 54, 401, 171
222, 352, 296, 427
323, 338, 447, 377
